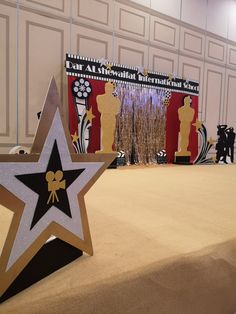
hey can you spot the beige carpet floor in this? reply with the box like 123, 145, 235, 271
1, 164, 236, 313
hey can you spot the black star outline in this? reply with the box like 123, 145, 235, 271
15, 140, 85, 230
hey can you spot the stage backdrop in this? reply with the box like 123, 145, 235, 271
66, 54, 199, 164
166, 92, 198, 163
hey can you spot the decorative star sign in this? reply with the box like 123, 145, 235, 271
98, 57, 108, 67
192, 119, 203, 131
208, 137, 215, 146
71, 130, 79, 143
86, 107, 95, 123
168, 73, 173, 81
0, 77, 115, 297
104, 62, 112, 71
137, 65, 144, 75
173, 73, 177, 80
143, 68, 148, 77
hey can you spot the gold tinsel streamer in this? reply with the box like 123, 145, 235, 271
115, 85, 166, 164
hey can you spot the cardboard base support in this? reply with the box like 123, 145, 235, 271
174, 155, 192, 164
0, 238, 83, 303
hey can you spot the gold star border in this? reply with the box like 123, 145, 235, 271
0, 78, 115, 297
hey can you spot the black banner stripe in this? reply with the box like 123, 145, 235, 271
65, 54, 199, 95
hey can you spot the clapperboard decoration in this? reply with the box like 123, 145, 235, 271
0, 77, 115, 302
156, 149, 167, 164
117, 150, 126, 166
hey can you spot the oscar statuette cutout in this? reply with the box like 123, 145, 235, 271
174, 95, 195, 164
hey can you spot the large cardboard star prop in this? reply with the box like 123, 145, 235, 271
0, 78, 115, 298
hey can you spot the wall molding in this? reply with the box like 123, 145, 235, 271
119, 8, 146, 37
78, 0, 109, 26
116, 0, 236, 47
1, 0, 236, 70
2, 0, 236, 47
153, 20, 176, 47
26, 0, 65, 12
152, 54, 174, 73
1, 0, 236, 151
225, 74, 236, 123
0, 0, 234, 74
207, 40, 225, 62
182, 62, 201, 83
183, 31, 203, 55
77, 34, 108, 58
25, 21, 64, 138
0, 13, 10, 137
118, 45, 144, 65
204, 69, 223, 123
229, 48, 236, 66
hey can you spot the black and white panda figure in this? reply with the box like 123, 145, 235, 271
9, 146, 30, 155
156, 149, 167, 164
72, 78, 92, 153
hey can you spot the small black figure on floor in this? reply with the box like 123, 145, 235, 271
215, 125, 235, 163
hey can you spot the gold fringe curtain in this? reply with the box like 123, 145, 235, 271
115, 85, 166, 164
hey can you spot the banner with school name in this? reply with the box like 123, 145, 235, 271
65, 54, 199, 96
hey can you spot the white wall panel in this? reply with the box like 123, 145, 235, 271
72, 0, 113, 28
228, 45, 236, 67
1, 0, 236, 154
149, 47, 178, 74
203, 63, 225, 138
17, 10, 70, 144
129, 0, 150, 7
206, 37, 226, 64
180, 27, 205, 58
206, 0, 229, 39
150, 16, 179, 50
21, 0, 69, 15
0, 4, 17, 147
0, 15, 9, 137
151, 0, 181, 20
72, 25, 113, 60
114, 2, 149, 39
227, 1, 236, 42
77, 36, 108, 59
181, 0, 207, 30
225, 70, 236, 128
115, 37, 148, 67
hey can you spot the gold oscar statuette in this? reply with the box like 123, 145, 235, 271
175, 95, 195, 163
96, 81, 121, 153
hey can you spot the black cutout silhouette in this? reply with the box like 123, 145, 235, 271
216, 125, 235, 163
